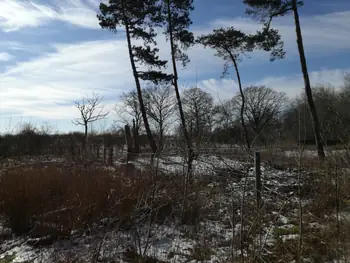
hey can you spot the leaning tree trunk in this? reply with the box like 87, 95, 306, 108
292, 0, 325, 160
124, 22, 158, 154
166, 0, 194, 224
230, 53, 251, 153
166, 0, 194, 169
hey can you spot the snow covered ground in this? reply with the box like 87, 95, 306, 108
0, 154, 348, 262
131, 154, 245, 176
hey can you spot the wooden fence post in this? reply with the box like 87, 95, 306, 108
103, 146, 107, 164
125, 124, 133, 164
108, 147, 113, 166
255, 151, 262, 210
59, 144, 63, 158
96, 146, 100, 160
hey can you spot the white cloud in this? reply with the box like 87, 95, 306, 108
0, 0, 348, 65
211, 11, 350, 58
0, 52, 13, 61
197, 68, 350, 101
0, 35, 349, 122
0, 34, 219, 122
0, 2, 350, 132
0, 0, 99, 32
1, 0, 349, 59
255, 68, 350, 98
0, 39, 134, 120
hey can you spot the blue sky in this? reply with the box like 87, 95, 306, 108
0, 0, 349, 133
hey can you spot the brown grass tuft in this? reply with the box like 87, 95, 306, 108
0, 162, 153, 237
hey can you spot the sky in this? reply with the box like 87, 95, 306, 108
0, 0, 349, 134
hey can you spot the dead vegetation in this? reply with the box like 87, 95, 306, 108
0, 163, 157, 238
1, 151, 350, 262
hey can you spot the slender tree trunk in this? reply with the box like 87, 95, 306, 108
166, 0, 194, 223
292, 0, 325, 160
166, 0, 193, 167
124, 21, 158, 154
230, 53, 251, 152
132, 119, 140, 153
84, 122, 88, 150
195, 105, 200, 148
159, 122, 164, 151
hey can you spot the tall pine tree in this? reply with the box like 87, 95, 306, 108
198, 27, 284, 152
98, 0, 171, 154
160, 0, 195, 171
243, 0, 325, 160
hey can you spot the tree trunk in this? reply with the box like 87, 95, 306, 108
84, 121, 88, 150
166, 0, 194, 223
292, 0, 325, 160
166, 0, 193, 167
132, 119, 140, 153
159, 126, 164, 151
124, 20, 158, 154
230, 53, 251, 153
158, 110, 164, 151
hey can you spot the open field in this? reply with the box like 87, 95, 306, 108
1, 0, 350, 261
1, 147, 350, 263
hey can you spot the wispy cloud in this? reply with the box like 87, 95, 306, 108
1, 0, 349, 60
0, 33, 349, 120
2, 0, 349, 58
0, 39, 134, 119
210, 10, 350, 58
0, 0, 99, 32
0, 52, 13, 61
0, 1, 349, 130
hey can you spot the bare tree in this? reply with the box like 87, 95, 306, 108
117, 90, 143, 134
17, 122, 37, 135
73, 93, 109, 149
38, 122, 57, 135
181, 87, 215, 149
312, 85, 340, 143
234, 86, 287, 144
116, 90, 144, 152
215, 98, 240, 130
283, 85, 347, 145
345, 73, 350, 87
144, 84, 176, 150
211, 100, 243, 145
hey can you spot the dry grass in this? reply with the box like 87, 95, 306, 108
0, 162, 155, 238
2, 148, 350, 262
0, 160, 205, 245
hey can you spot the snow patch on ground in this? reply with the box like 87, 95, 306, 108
132, 154, 245, 176
0, 155, 338, 262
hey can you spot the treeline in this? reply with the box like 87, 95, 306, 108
0, 127, 127, 158
1, 75, 349, 158
2, 0, 348, 160
118, 75, 350, 149
94, 0, 346, 161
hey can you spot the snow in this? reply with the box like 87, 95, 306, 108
132, 154, 245, 177
281, 234, 299, 242
0, 153, 344, 262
